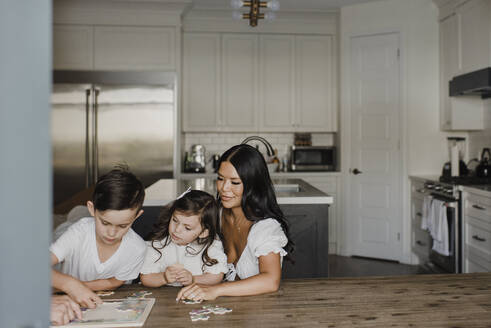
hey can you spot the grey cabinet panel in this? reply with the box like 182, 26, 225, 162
281, 204, 329, 278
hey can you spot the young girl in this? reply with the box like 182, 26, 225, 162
140, 189, 227, 287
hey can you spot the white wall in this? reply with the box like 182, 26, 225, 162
339, 0, 445, 263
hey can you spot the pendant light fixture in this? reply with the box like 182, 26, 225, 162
231, 0, 280, 27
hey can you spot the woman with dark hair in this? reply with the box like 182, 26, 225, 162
177, 144, 292, 301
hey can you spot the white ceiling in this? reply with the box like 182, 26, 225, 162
191, 0, 382, 11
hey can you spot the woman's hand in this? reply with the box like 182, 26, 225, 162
175, 268, 194, 286
176, 283, 219, 302
50, 295, 82, 326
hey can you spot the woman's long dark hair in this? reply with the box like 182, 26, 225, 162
149, 190, 220, 270
218, 144, 293, 257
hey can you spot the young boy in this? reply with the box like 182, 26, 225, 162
50, 166, 147, 308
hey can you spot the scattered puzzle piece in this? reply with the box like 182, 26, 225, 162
188, 304, 233, 321
190, 313, 210, 321
96, 290, 115, 296
182, 298, 202, 304
128, 291, 152, 298
189, 308, 212, 315
212, 307, 232, 315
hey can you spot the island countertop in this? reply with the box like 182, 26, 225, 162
107, 273, 491, 327
143, 178, 333, 206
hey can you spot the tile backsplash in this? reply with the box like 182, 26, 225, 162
468, 100, 491, 160
182, 132, 335, 164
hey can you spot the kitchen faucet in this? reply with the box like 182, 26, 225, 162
241, 136, 275, 157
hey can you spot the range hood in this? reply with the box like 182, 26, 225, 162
449, 67, 491, 99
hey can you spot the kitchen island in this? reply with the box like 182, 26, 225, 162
133, 178, 333, 278
107, 273, 491, 327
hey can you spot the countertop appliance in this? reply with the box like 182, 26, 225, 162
184, 144, 206, 173
290, 146, 336, 172
449, 67, 491, 99
442, 137, 468, 178
476, 148, 491, 178
52, 70, 175, 206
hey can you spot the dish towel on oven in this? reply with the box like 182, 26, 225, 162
431, 199, 450, 256
421, 195, 433, 231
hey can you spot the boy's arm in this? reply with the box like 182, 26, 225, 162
51, 253, 102, 308
83, 278, 125, 291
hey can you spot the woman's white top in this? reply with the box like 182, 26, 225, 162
140, 236, 228, 286
225, 218, 288, 281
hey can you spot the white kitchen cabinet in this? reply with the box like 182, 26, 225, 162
259, 35, 295, 132
410, 179, 432, 264
93, 26, 176, 70
221, 34, 258, 132
182, 32, 336, 133
53, 25, 93, 70
462, 189, 491, 273
295, 36, 336, 132
301, 175, 340, 254
456, 0, 491, 75
182, 33, 221, 131
438, 0, 484, 131
53, 24, 177, 71
258, 35, 336, 132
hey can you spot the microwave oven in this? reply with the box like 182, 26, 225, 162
290, 146, 336, 172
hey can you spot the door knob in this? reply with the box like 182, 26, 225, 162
352, 168, 362, 175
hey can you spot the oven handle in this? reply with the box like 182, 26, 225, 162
430, 193, 458, 207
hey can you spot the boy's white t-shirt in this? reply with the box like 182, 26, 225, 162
50, 217, 147, 282
140, 236, 228, 286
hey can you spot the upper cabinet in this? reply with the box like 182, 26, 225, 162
53, 25, 177, 71
182, 32, 337, 133
53, 25, 94, 70
295, 36, 336, 132
437, 0, 487, 131
93, 26, 176, 70
182, 33, 221, 132
456, 0, 491, 75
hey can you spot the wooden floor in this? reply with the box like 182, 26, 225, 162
328, 255, 426, 277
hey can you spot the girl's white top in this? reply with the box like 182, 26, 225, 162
140, 236, 228, 286
225, 218, 288, 281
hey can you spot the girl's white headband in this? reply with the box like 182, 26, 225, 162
176, 186, 191, 200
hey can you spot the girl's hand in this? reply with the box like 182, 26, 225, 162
176, 283, 219, 302
175, 269, 194, 286
164, 267, 178, 284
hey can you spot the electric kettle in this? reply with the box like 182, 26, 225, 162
476, 148, 491, 178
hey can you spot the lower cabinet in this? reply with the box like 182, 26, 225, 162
280, 203, 330, 279
410, 178, 432, 264
300, 176, 339, 254
462, 189, 491, 273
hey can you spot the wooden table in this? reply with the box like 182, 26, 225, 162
110, 273, 491, 327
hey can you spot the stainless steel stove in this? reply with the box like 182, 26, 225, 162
419, 179, 461, 273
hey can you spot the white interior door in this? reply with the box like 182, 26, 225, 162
349, 33, 401, 261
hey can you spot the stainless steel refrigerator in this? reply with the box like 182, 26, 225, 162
52, 71, 175, 206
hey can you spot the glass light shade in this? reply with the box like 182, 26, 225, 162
264, 12, 276, 20
230, 0, 244, 9
232, 11, 243, 20
267, 0, 280, 11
